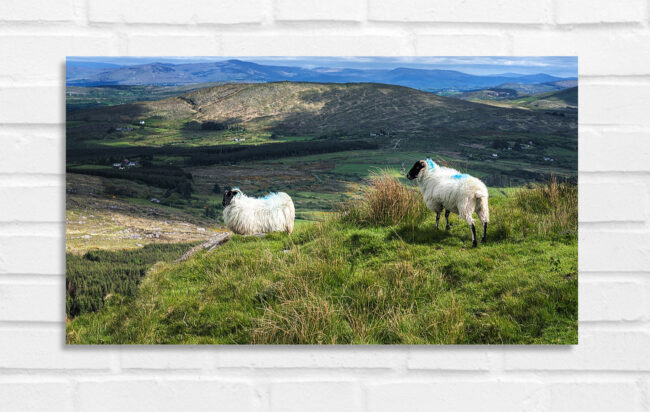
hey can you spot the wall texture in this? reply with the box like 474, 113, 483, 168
1, 0, 649, 410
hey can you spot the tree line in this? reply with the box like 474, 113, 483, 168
187, 139, 378, 165
66, 243, 198, 318
67, 139, 378, 166
67, 164, 194, 198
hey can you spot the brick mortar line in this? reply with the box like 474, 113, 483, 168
0, 368, 648, 378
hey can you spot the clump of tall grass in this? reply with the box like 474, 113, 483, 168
252, 292, 354, 344
493, 176, 577, 240
516, 176, 578, 233
339, 170, 429, 227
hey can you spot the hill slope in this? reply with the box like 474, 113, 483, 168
68, 82, 577, 137
66, 83, 230, 111
452, 87, 525, 101
66, 178, 578, 344
453, 79, 578, 102
460, 87, 578, 111
511, 87, 578, 110
67, 82, 578, 183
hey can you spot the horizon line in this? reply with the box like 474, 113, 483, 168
66, 56, 578, 78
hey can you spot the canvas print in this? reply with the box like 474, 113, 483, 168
65, 56, 578, 344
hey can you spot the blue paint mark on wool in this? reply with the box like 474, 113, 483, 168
451, 174, 468, 180
262, 192, 277, 200
426, 158, 436, 169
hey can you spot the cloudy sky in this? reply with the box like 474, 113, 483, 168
68, 56, 578, 77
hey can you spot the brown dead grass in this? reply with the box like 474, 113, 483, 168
339, 170, 429, 227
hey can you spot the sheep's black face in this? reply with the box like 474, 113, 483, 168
222, 190, 238, 207
406, 160, 426, 180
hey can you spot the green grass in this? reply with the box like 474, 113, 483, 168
274, 135, 315, 142
67, 176, 577, 344
262, 148, 576, 186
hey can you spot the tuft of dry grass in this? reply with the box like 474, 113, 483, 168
516, 176, 577, 235
251, 293, 352, 344
491, 176, 578, 240
339, 170, 429, 227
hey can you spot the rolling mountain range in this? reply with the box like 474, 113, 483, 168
66, 59, 575, 92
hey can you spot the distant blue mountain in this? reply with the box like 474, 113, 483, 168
66, 59, 572, 92
67, 61, 122, 69
67, 61, 124, 83
512, 73, 565, 83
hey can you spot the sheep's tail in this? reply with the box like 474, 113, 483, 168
475, 190, 489, 223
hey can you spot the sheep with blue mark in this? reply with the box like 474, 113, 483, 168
222, 188, 295, 235
407, 158, 489, 247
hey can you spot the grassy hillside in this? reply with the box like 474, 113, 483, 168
67, 82, 576, 141
509, 87, 578, 110
66, 83, 230, 111
460, 87, 578, 112
67, 175, 577, 344
66, 173, 217, 253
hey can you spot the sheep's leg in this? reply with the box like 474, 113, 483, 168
445, 210, 451, 230
435, 211, 440, 229
460, 208, 477, 247
460, 198, 478, 247
461, 214, 476, 247
476, 195, 489, 243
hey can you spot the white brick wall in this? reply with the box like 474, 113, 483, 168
0, 0, 648, 410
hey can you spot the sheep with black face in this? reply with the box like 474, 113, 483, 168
407, 158, 489, 247
222, 188, 295, 235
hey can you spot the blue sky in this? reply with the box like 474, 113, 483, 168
67, 56, 578, 77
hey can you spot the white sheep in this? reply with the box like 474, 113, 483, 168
406, 158, 489, 247
222, 188, 295, 235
